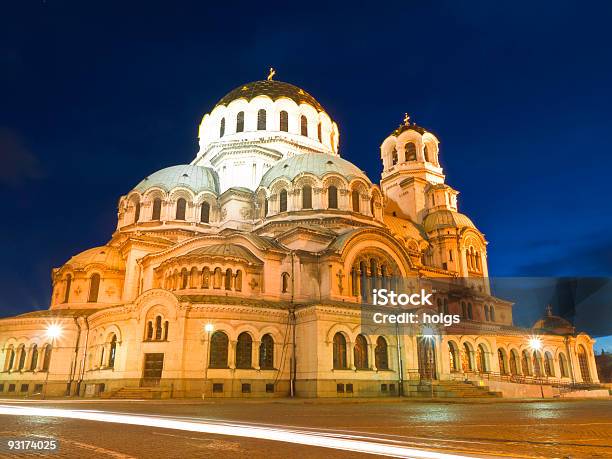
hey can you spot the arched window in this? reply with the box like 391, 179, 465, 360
370, 197, 375, 216
333, 333, 347, 369
63, 274, 72, 303
134, 200, 140, 223
152, 198, 162, 220
279, 111, 288, 132
213, 267, 222, 289
300, 115, 308, 136
497, 348, 507, 374
155, 316, 163, 340
209, 331, 229, 368
559, 352, 569, 378
109, 335, 117, 369
533, 351, 543, 377
354, 334, 368, 369
219, 117, 225, 137
351, 190, 360, 212
259, 334, 274, 369
391, 148, 398, 165
577, 345, 591, 382
281, 272, 290, 293
467, 303, 473, 320
163, 321, 169, 340
490, 306, 495, 322
317, 122, 322, 142
484, 305, 490, 321
236, 111, 244, 132
462, 343, 473, 371
405, 142, 417, 161
544, 352, 554, 377
146, 321, 153, 340
189, 267, 198, 288
235, 270, 242, 292
224, 268, 232, 290
424, 145, 430, 162
443, 298, 449, 315
236, 332, 252, 369
201, 267, 210, 289
448, 341, 460, 372
263, 198, 268, 217
30, 344, 38, 371
302, 185, 312, 209
88, 273, 100, 303
17, 346, 26, 370
42, 345, 52, 371
375, 336, 388, 370
257, 109, 266, 130
521, 350, 531, 375
200, 202, 210, 223
176, 198, 186, 220
461, 301, 467, 318
477, 344, 487, 372
181, 268, 189, 289
279, 189, 287, 212
6, 347, 15, 371
328, 185, 338, 209
510, 350, 519, 375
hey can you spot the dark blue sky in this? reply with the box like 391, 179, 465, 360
1, 1, 612, 334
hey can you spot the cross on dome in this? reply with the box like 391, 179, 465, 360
267, 67, 276, 81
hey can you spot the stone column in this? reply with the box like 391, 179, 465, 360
348, 341, 355, 370
369, 343, 377, 371
228, 340, 236, 370
252, 341, 260, 370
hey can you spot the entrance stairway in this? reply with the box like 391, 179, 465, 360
101, 387, 170, 399
407, 380, 502, 398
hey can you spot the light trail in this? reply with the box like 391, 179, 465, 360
0, 404, 481, 459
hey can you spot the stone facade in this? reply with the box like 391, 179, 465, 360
0, 78, 600, 398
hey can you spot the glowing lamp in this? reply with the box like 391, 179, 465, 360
46, 324, 62, 339
204, 323, 214, 333
528, 337, 542, 350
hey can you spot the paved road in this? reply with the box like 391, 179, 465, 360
0, 398, 610, 458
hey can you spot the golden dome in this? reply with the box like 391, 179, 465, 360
65, 246, 125, 271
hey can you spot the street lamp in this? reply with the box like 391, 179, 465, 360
43, 323, 63, 399
203, 323, 214, 396
528, 335, 544, 398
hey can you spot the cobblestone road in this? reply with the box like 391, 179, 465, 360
0, 398, 610, 458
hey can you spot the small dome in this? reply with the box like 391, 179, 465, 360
260, 153, 370, 188
215, 80, 324, 112
533, 305, 575, 335
423, 210, 476, 232
65, 246, 125, 271
134, 165, 219, 195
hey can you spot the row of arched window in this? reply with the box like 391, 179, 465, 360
350, 259, 398, 298
447, 341, 585, 381
164, 267, 243, 292
332, 333, 389, 370
132, 199, 211, 224
466, 247, 482, 272
145, 317, 169, 342
3, 344, 52, 373
209, 331, 275, 370
61, 273, 100, 304
460, 301, 495, 322
272, 186, 372, 215
220, 111, 329, 144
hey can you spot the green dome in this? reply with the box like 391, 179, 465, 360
260, 153, 370, 187
134, 165, 219, 195
423, 210, 476, 232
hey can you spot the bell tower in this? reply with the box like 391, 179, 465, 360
380, 115, 450, 223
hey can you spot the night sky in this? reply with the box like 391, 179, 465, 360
1, 2, 611, 344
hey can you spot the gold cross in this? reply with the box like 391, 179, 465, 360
404, 113, 411, 125
267, 67, 276, 81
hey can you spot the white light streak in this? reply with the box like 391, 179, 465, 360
0, 405, 475, 459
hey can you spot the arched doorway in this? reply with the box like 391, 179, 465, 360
476, 344, 488, 373
417, 337, 437, 380
577, 345, 591, 382
448, 341, 460, 373
461, 342, 473, 372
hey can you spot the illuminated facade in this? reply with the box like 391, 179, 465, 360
0, 78, 601, 398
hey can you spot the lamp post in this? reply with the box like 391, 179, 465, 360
203, 323, 214, 396
528, 336, 544, 398
43, 324, 62, 400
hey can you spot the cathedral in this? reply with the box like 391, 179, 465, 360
0, 74, 601, 398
